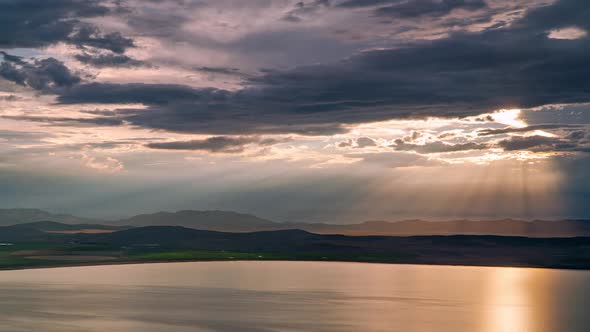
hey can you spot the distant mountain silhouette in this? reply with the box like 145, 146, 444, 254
119, 210, 277, 231
2, 208, 590, 237
0, 221, 124, 242
13, 221, 127, 232
117, 210, 590, 237
0, 209, 99, 226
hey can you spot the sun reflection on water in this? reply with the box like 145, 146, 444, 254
481, 267, 542, 332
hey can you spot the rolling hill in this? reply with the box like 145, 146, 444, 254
1, 224, 589, 269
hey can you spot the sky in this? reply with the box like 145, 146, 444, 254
0, 0, 589, 222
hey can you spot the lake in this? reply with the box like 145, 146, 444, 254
1, 261, 589, 331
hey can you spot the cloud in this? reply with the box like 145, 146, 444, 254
477, 124, 582, 136
146, 136, 289, 153
0, 130, 52, 142
282, 0, 331, 22
0, 0, 133, 52
566, 130, 588, 140
336, 0, 393, 8
398, 131, 424, 143
337, 139, 353, 148
0, 51, 25, 64
375, 0, 487, 19
39, 0, 589, 136
548, 27, 588, 40
355, 136, 377, 148
2, 115, 124, 127
81, 152, 124, 173
522, 104, 590, 125
56, 83, 350, 135
518, 0, 590, 33
0, 54, 81, 92
68, 25, 134, 54
1, 0, 590, 223
196, 66, 244, 77
338, 136, 379, 149
393, 141, 488, 154
57, 82, 223, 104
497, 133, 590, 153
497, 135, 570, 151
74, 52, 147, 68
351, 151, 445, 168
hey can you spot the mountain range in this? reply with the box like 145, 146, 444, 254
1, 208, 590, 237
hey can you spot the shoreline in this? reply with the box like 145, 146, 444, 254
1, 257, 589, 272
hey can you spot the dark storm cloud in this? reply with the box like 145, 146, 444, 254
75, 53, 148, 68
387, 126, 590, 155
0, 0, 133, 52
146, 136, 288, 153
56, 83, 351, 135
2, 115, 124, 127
497, 134, 590, 153
375, 0, 487, 19
0, 62, 26, 86
45, 0, 590, 136
80, 109, 121, 116
336, 0, 392, 8
197, 67, 244, 77
123, 0, 206, 38
69, 25, 134, 54
254, 0, 590, 119
282, 0, 331, 22
517, 0, 590, 31
0, 55, 81, 91
497, 135, 569, 151
477, 124, 582, 136
522, 105, 590, 125
336, 0, 489, 23
485, 121, 590, 153
566, 130, 588, 140
0, 51, 25, 64
58, 83, 227, 105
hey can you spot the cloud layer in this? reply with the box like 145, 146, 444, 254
1, 0, 585, 138
1, 0, 590, 220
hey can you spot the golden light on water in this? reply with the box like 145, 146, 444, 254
482, 268, 532, 332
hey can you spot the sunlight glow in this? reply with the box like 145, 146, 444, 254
548, 27, 588, 40
491, 109, 527, 128
527, 130, 557, 138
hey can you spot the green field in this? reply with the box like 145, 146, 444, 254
0, 241, 418, 270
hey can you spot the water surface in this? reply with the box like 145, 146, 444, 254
1, 261, 589, 331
